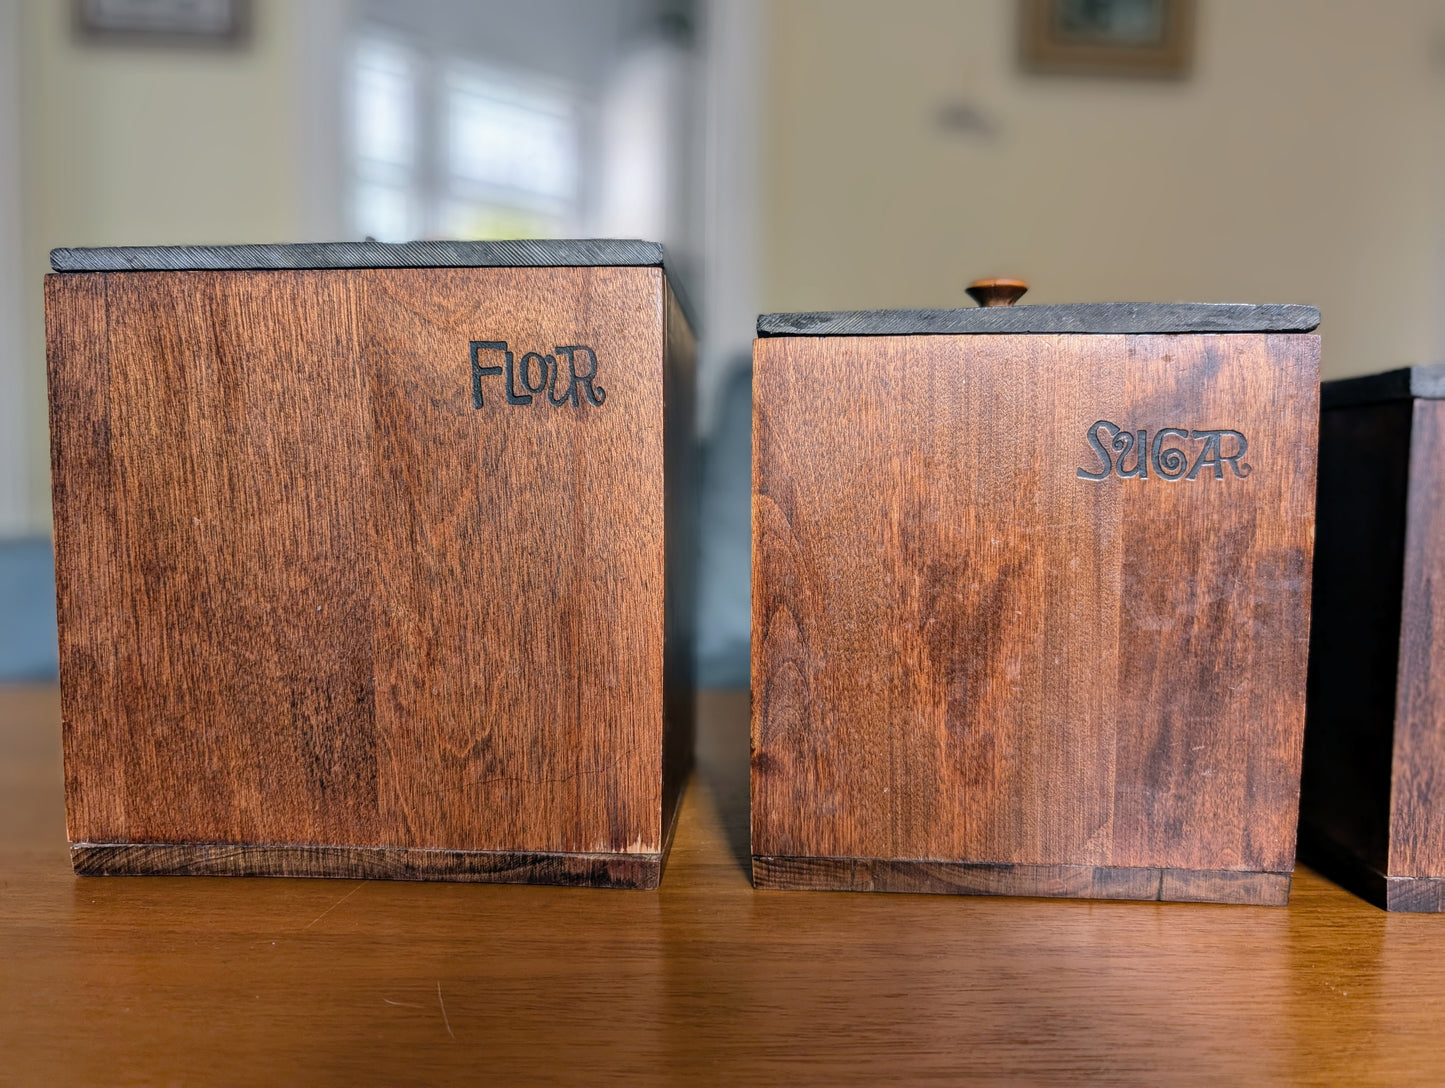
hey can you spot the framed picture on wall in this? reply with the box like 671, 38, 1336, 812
73, 0, 251, 46
1020, 0, 1194, 77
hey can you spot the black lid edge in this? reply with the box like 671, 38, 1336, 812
1322, 364, 1445, 410
756, 302, 1320, 338
49, 239, 698, 335
49, 238, 665, 272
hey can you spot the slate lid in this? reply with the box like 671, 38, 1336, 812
49, 239, 697, 332
757, 303, 1321, 338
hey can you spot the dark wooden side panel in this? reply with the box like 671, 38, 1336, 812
660, 278, 697, 850
1390, 398, 1445, 879
1299, 399, 1414, 880
1109, 334, 1318, 874
362, 266, 664, 856
72, 843, 660, 889
50, 271, 379, 848
751, 855, 1290, 906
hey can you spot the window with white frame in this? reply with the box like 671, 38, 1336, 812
352, 38, 419, 241
350, 36, 581, 242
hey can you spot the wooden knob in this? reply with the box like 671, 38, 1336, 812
966, 277, 1028, 307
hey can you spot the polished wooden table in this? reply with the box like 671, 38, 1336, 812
3, 685, 1444, 1086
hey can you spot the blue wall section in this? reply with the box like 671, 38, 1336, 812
0, 538, 60, 682
696, 364, 751, 689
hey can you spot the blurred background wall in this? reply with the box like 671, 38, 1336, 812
765, 0, 1445, 369
1, 0, 1443, 683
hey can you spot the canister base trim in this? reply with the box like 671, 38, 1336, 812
752, 854, 1291, 906
71, 841, 662, 889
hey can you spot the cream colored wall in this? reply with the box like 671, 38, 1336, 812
761, 0, 1445, 381
0, 1, 26, 535
14, 0, 1445, 532
17, 0, 312, 531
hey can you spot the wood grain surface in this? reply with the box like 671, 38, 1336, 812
1390, 398, 1445, 882
5, 685, 1445, 1086
45, 266, 690, 880
753, 333, 1319, 901
661, 278, 698, 850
